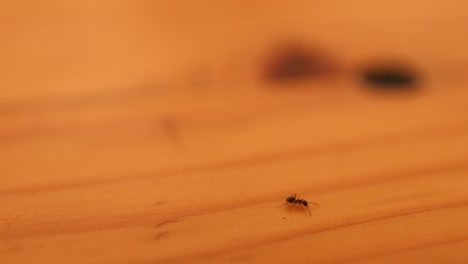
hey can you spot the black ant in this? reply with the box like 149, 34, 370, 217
281, 194, 319, 216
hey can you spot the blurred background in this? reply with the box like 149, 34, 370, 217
1, 1, 468, 263
2, 0, 467, 186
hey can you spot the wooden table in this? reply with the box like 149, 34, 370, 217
1, 1, 468, 263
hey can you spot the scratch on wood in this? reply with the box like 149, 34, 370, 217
161, 117, 182, 149
0, 214, 22, 227
154, 219, 180, 230
154, 231, 171, 241
0, 240, 20, 253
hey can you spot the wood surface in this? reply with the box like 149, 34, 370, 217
1, 1, 468, 263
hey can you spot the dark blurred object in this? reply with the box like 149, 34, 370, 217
361, 61, 419, 92
263, 43, 337, 84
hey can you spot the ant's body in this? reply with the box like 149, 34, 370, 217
282, 194, 319, 216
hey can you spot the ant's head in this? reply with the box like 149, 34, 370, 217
302, 200, 309, 207
285, 196, 296, 203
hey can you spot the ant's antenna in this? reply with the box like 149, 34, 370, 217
309, 202, 320, 207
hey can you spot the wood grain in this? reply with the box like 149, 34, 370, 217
1, 1, 468, 263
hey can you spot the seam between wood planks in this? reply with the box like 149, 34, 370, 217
324, 236, 468, 264
157, 201, 468, 264
1, 122, 468, 196
1, 160, 467, 240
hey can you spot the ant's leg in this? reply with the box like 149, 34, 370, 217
306, 206, 311, 216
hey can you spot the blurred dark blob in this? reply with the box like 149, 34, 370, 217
263, 44, 337, 84
361, 61, 419, 92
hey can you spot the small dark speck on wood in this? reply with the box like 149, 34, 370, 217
361, 61, 420, 93
263, 43, 337, 84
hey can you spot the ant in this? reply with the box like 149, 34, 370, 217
281, 194, 319, 216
